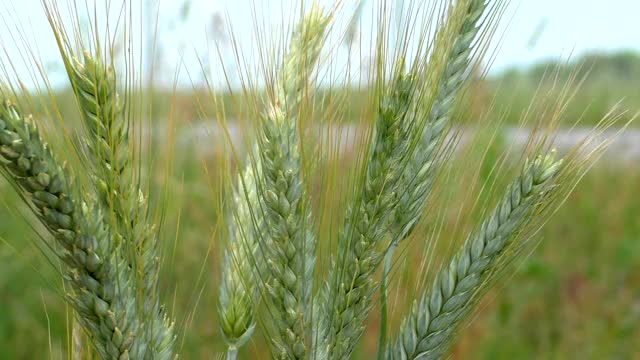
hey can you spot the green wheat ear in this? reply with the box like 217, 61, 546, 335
219, 3, 333, 358
316, 67, 416, 359
387, 152, 563, 359
0, 98, 145, 359
258, 3, 330, 358
62, 51, 174, 359
218, 163, 261, 356
44, 4, 175, 358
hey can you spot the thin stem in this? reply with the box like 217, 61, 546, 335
377, 242, 398, 360
226, 347, 238, 360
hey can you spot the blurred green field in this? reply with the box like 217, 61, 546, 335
1, 52, 639, 359
25, 51, 640, 128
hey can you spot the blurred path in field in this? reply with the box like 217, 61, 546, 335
150, 122, 640, 165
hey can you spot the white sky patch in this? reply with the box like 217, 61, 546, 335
1, 0, 639, 90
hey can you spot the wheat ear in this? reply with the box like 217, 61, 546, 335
62, 51, 175, 359
386, 152, 562, 360
378, 1, 496, 352
45, 2, 164, 305
316, 68, 416, 358
219, 162, 262, 357
393, 0, 493, 242
46, 8, 174, 354
255, 4, 330, 358
0, 98, 146, 359
67, 52, 130, 215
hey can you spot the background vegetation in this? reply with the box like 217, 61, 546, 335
0, 51, 638, 359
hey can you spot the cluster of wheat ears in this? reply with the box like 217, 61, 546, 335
0, 0, 624, 359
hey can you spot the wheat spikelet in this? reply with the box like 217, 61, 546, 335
386, 152, 562, 359
0, 98, 145, 359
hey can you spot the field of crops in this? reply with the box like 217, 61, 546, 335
0, 52, 638, 359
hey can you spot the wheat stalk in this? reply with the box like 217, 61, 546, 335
386, 152, 562, 359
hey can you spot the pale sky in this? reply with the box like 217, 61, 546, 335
1, 0, 639, 90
